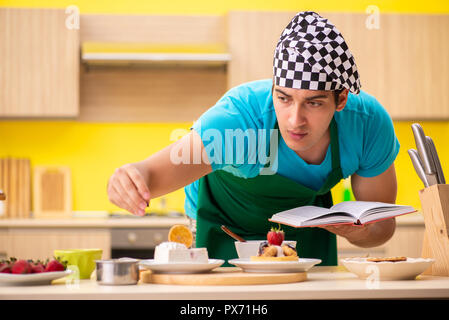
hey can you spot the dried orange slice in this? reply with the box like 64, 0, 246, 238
168, 224, 193, 248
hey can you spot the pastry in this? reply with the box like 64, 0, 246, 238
250, 240, 298, 262
250, 226, 299, 261
366, 256, 407, 262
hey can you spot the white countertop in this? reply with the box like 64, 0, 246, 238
1, 266, 447, 300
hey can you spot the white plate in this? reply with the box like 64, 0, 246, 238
228, 258, 321, 273
138, 259, 225, 274
0, 269, 73, 285
340, 257, 435, 280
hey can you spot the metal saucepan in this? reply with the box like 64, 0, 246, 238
95, 258, 139, 285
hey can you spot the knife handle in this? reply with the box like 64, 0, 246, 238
426, 136, 446, 184
411, 123, 435, 175
408, 149, 429, 188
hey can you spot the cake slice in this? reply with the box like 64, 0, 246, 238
154, 242, 190, 263
154, 242, 209, 263
188, 248, 209, 263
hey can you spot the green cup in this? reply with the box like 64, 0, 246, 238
54, 249, 103, 279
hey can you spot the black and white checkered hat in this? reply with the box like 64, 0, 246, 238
273, 11, 361, 94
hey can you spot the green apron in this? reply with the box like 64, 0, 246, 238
196, 117, 343, 266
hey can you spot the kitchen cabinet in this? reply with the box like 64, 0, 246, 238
0, 8, 79, 117
2, 9, 447, 120
78, 13, 228, 122
0, 228, 110, 261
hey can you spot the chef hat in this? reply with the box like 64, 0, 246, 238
273, 11, 361, 94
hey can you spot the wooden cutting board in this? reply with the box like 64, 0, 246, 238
33, 166, 72, 218
0, 157, 31, 219
140, 267, 307, 285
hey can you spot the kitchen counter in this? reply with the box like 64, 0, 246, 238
0, 216, 189, 228
0, 212, 423, 228
1, 266, 448, 300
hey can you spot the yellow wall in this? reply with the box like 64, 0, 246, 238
1, 1, 448, 214
0, 121, 192, 213
1, 0, 448, 14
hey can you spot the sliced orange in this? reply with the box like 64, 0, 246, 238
168, 224, 193, 248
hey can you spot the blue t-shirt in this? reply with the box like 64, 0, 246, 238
184, 78, 400, 219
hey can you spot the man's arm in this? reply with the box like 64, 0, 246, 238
107, 130, 212, 216
321, 163, 398, 248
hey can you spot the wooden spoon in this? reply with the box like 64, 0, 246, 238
221, 225, 246, 242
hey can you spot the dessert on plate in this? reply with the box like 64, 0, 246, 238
250, 226, 299, 261
153, 224, 209, 263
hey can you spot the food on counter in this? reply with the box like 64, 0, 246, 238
189, 248, 209, 263
11, 259, 32, 274
154, 242, 190, 262
168, 224, 194, 248
250, 241, 298, 261
0, 257, 67, 274
154, 242, 208, 263
155, 224, 209, 263
44, 259, 67, 272
250, 226, 298, 261
267, 226, 285, 246
366, 256, 407, 263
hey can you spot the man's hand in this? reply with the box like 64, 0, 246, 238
320, 163, 398, 247
107, 130, 212, 216
107, 163, 151, 216
320, 218, 396, 248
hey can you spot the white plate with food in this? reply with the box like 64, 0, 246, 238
340, 257, 435, 280
0, 269, 73, 285
228, 258, 321, 273
138, 259, 225, 274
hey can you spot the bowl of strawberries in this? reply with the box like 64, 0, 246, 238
0, 257, 72, 285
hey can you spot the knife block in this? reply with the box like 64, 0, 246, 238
419, 184, 449, 276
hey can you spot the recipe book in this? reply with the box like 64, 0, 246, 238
268, 201, 416, 228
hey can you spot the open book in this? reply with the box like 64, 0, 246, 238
268, 201, 416, 228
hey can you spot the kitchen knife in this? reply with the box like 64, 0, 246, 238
408, 149, 429, 188
411, 123, 438, 186
425, 136, 446, 184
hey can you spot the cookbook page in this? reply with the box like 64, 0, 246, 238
331, 201, 403, 219
270, 206, 343, 226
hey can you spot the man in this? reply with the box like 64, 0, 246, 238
107, 12, 399, 266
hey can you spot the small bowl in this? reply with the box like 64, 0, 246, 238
54, 248, 103, 279
235, 240, 297, 259
95, 258, 139, 285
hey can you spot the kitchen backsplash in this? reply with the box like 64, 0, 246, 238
1, 120, 448, 215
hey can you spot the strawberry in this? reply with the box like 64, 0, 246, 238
30, 260, 45, 273
44, 258, 66, 272
267, 226, 285, 246
0, 260, 12, 273
11, 259, 32, 274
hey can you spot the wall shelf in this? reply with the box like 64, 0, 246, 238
82, 52, 231, 67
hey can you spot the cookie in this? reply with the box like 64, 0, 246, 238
366, 256, 407, 262
250, 255, 298, 262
